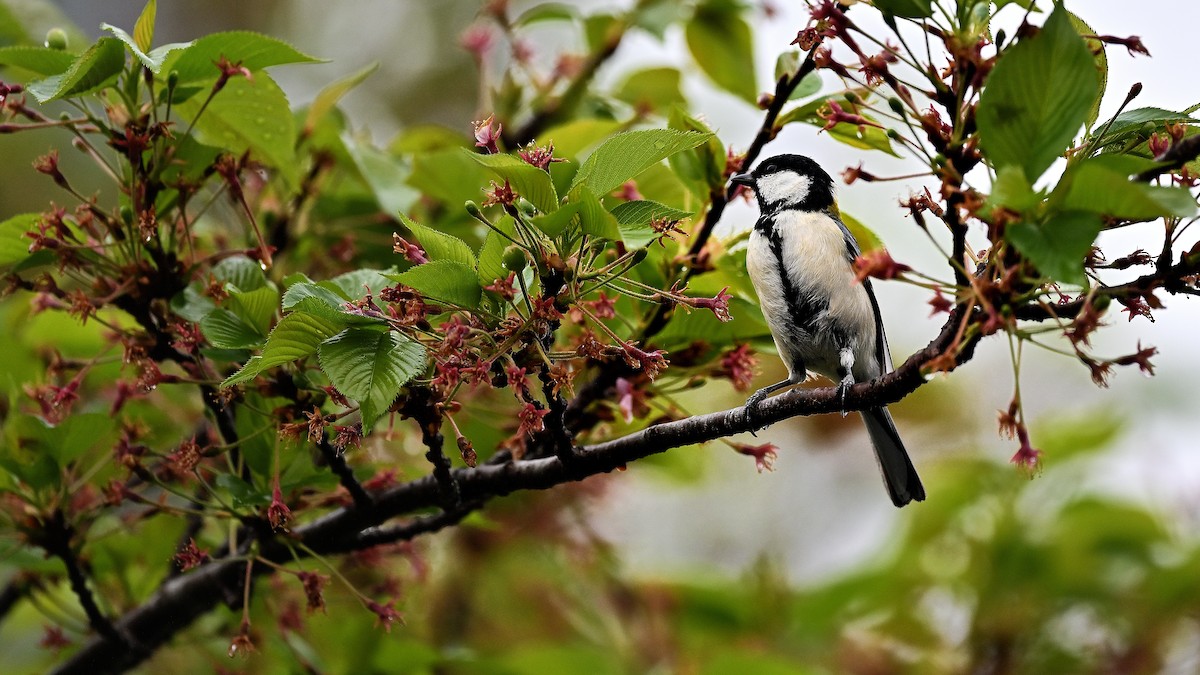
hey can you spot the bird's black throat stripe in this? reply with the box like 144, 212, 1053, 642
757, 214, 825, 343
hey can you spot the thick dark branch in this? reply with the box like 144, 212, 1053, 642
316, 435, 373, 510
59, 307, 976, 674
1013, 253, 1200, 321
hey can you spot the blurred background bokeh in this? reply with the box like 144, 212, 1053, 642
2, 1, 1199, 673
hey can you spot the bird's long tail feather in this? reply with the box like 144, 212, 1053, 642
860, 406, 925, 507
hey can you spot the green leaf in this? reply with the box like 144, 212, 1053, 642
318, 329, 426, 432
407, 148, 492, 206
0, 46, 76, 76
212, 255, 267, 291
611, 200, 691, 248
976, 5, 1101, 180
1067, 10, 1106, 131
330, 268, 393, 300
173, 72, 299, 188
101, 23, 188, 73
873, 0, 934, 19
1006, 211, 1103, 286
514, 2, 578, 25
773, 53, 822, 100
667, 108, 727, 197
388, 260, 482, 309
1059, 159, 1197, 220
477, 216, 519, 287
538, 119, 623, 160
26, 37, 125, 102
0, 213, 38, 269
573, 187, 621, 240
1092, 107, 1200, 147
227, 285, 279, 335
988, 165, 1040, 212
467, 150, 560, 213
398, 213, 476, 267
52, 414, 117, 464
304, 62, 377, 133
165, 31, 323, 83
614, 67, 686, 111
282, 281, 347, 311
222, 310, 346, 387
346, 138, 419, 215
201, 308, 265, 349
570, 129, 713, 197
530, 202, 582, 238
685, 1, 757, 103
134, 0, 156, 52
170, 285, 217, 322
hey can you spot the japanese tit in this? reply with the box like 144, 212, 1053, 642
730, 154, 925, 507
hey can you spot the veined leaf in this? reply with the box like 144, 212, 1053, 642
0, 46, 76, 76
399, 214, 476, 267
346, 139, 419, 215
573, 187, 621, 240
467, 150, 560, 213
1006, 211, 1103, 286
388, 260, 482, 309
282, 281, 347, 312
330, 268, 392, 300
477, 216, 519, 288
615, 67, 686, 111
977, 5, 1100, 180
201, 308, 265, 349
26, 37, 125, 102
133, 0, 157, 53
318, 329, 426, 432
873, 0, 934, 18
101, 23, 188, 73
611, 200, 691, 248
1059, 158, 1197, 220
212, 255, 267, 291
530, 202, 582, 238
221, 310, 346, 387
570, 129, 712, 197
173, 73, 299, 188
0, 213, 39, 269
164, 31, 323, 83
227, 285, 279, 335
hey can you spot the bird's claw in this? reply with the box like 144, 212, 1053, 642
836, 377, 853, 418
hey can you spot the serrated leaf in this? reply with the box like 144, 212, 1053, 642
685, 1, 756, 103
1059, 158, 1197, 219
399, 214, 476, 267
201, 308, 265, 349
282, 281, 347, 311
330, 268, 392, 300
227, 285, 279, 334
165, 31, 323, 83
1067, 11, 1106, 131
773, 53, 822, 100
318, 329, 426, 432
26, 37, 125, 102
1093, 107, 1200, 147
570, 129, 712, 197
212, 255, 267, 291
0, 213, 39, 269
170, 285, 217, 322
611, 200, 691, 248
388, 260, 482, 309
134, 0, 156, 52
0, 46, 76, 76
258, 311, 344, 369
407, 148, 492, 206
173, 72, 299, 188
477, 216, 519, 287
977, 5, 1101, 180
101, 23, 188, 73
467, 150, 560, 213
574, 187, 621, 240
1006, 211, 1103, 286
304, 62, 377, 133
837, 211, 883, 253
530, 202, 582, 238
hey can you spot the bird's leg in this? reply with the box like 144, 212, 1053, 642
743, 367, 804, 431
835, 346, 856, 418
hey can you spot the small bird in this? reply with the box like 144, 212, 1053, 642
730, 154, 925, 507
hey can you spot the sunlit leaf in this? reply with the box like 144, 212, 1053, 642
318, 328, 426, 431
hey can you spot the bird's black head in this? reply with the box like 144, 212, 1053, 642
730, 154, 836, 212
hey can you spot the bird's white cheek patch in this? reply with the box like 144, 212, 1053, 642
755, 171, 811, 208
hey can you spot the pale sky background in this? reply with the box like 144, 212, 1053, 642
35, 0, 1200, 583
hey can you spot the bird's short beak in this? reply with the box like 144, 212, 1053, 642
729, 172, 754, 187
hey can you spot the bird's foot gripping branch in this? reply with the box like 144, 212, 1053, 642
0, 0, 1197, 671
